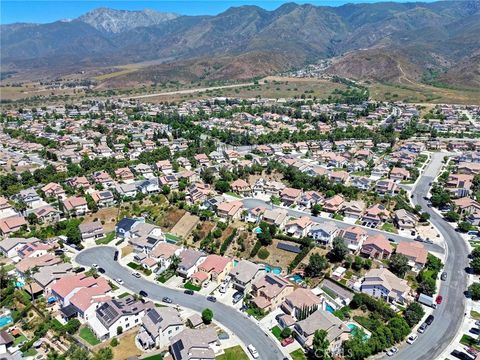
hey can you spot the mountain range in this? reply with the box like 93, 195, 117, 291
2, 2, 480, 88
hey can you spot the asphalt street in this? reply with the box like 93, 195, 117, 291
75, 246, 285, 360
391, 152, 469, 359
241, 198, 445, 254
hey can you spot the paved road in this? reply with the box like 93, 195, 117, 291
391, 152, 469, 359
241, 198, 445, 254
75, 246, 284, 360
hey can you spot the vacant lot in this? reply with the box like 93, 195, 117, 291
83, 207, 119, 232
94, 328, 142, 360
159, 208, 186, 231
170, 212, 200, 239
253, 239, 298, 269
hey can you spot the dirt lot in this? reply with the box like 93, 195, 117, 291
248, 171, 283, 185
159, 208, 186, 231
301, 247, 329, 267
94, 328, 142, 360
83, 207, 119, 232
253, 239, 298, 269
170, 212, 199, 239
121, 245, 133, 258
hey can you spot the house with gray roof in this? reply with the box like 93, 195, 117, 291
0, 237, 38, 258
170, 328, 220, 360
137, 307, 184, 350
229, 259, 263, 293
177, 249, 206, 278
79, 221, 105, 242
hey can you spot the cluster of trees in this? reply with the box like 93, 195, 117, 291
416, 254, 443, 296
470, 248, 480, 274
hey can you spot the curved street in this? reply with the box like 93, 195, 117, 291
75, 246, 285, 360
392, 152, 469, 359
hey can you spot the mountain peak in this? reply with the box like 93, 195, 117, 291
78, 7, 178, 33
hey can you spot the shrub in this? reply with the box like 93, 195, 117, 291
110, 337, 119, 347
202, 308, 213, 324
257, 248, 270, 260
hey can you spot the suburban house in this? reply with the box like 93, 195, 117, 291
32, 205, 61, 224
446, 173, 474, 198
342, 201, 366, 219
281, 288, 322, 319
92, 171, 114, 188
193, 254, 233, 285
90, 296, 154, 340
376, 180, 399, 196
229, 260, 263, 293
177, 249, 206, 278
137, 178, 160, 194
41, 182, 66, 200
251, 273, 294, 311
137, 307, 184, 350
0, 216, 27, 236
361, 268, 411, 304
116, 183, 138, 198
298, 191, 323, 209
216, 201, 243, 220
280, 187, 302, 206
169, 328, 221, 360
453, 197, 480, 215
308, 222, 338, 246
128, 222, 165, 253
91, 190, 116, 208
0, 196, 17, 219
230, 179, 251, 195
156, 160, 173, 174
79, 221, 105, 242
285, 216, 314, 238
116, 217, 143, 238
337, 226, 368, 252
395, 241, 428, 271
323, 195, 345, 213
245, 206, 265, 223
0, 237, 38, 257
294, 310, 350, 355
62, 196, 89, 216
390, 167, 410, 182
394, 209, 418, 230
149, 243, 182, 273
362, 204, 390, 227
159, 175, 179, 190
262, 208, 289, 229
115, 167, 135, 182
360, 234, 393, 259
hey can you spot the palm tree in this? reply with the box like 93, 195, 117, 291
169, 255, 181, 271
24, 266, 39, 303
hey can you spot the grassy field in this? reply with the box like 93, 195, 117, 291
368, 81, 480, 105
216, 345, 249, 360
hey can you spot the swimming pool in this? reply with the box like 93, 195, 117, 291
289, 274, 304, 284
325, 304, 335, 313
233, 259, 239, 267
347, 323, 370, 340
264, 265, 282, 275
254, 227, 263, 234
0, 315, 13, 328
16, 281, 24, 288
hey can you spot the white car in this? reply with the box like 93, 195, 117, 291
116, 278, 124, 285
406, 334, 418, 344
203, 280, 210, 288
247, 344, 259, 359
92, 263, 99, 269
132, 272, 141, 278
386, 347, 398, 356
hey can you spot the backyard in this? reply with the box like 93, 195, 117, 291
79, 327, 100, 346
216, 345, 249, 360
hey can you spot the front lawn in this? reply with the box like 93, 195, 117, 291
271, 326, 282, 340
216, 345, 249, 360
381, 223, 398, 234
118, 292, 131, 298
225, 192, 241, 198
13, 334, 27, 346
471, 310, 480, 320
460, 334, 480, 350
184, 282, 201, 291
157, 270, 175, 283
22, 349, 37, 357
95, 232, 116, 245
127, 262, 140, 270
142, 355, 163, 360
290, 349, 307, 360
79, 327, 100, 346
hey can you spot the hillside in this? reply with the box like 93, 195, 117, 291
1, 1, 479, 88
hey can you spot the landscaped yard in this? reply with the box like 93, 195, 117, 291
22, 348, 37, 357
271, 326, 282, 340
471, 310, 480, 320
157, 270, 175, 283
95, 231, 116, 245
79, 327, 100, 346
127, 262, 140, 270
460, 334, 480, 350
381, 223, 398, 234
216, 345, 249, 360
118, 292, 131, 298
142, 355, 163, 360
13, 334, 27, 346
290, 349, 307, 360
184, 282, 201, 291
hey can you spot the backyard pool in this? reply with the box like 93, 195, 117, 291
325, 304, 335, 314
347, 323, 370, 340
0, 315, 13, 328
233, 259, 239, 267
253, 227, 263, 234
16, 281, 24, 288
264, 265, 282, 275
288, 274, 304, 284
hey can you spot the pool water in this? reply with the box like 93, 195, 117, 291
325, 304, 335, 313
347, 323, 370, 340
0, 315, 13, 328
264, 265, 282, 275
254, 227, 263, 234
16, 281, 24, 288
289, 274, 304, 283
233, 260, 239, 267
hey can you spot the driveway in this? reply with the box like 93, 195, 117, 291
75, 246, 285, 360
391, 152, 469, 359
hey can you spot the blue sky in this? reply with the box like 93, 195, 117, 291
2, 0, 434, 24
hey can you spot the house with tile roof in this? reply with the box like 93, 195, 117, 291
360, 234, 393, 259
285, 216, 314, 238
251, 273, 294, 312
395, 241, 428, 271
361, 268, 411, 304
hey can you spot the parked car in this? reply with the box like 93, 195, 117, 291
469, 327, 480, 335
281, 337, 294, 347
98, 267, 105, 274
202, 280, 210, 288
441, 272, 448, 281
436, 295, 443, 304
184, 289, 194, 295
116, 278, 124, 285
232, 291, 244, 304
73, 267, 85, 273
425, 315, 434, 325
139, 290, 148, 297
451, 350, 474, 360
114, 250, 119, 261
407, 334, 418, 344
386, 347, 398, 356
475, 320, 480, 327
247, 344, 259, 359
162, 297, 172, 303
207, 296, 217, 303
417, 322, 428, 334
132, 272, 141, 278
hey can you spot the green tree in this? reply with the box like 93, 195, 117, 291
458, 221, 473, 233
116, 326, 123, 335
64, 318, 81, 334
312, 329, 331, 360
444, 210, 460, 222
403, 302, 425, 327
202, 308, 213, 324
388, 254, 409, 278
311, 204, 323, 216
471, 257, 480, 274
469, 283, 480, 301
305, 253, 328, 277
280, 327, 292, 339
329, 237, 348, 262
